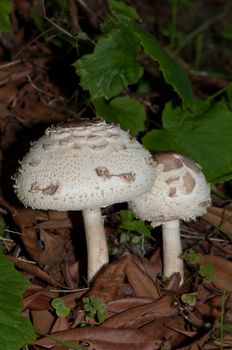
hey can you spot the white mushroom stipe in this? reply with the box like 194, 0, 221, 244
82, 208, 109, 281
162, 220, 183, 282
129, 152, 211, 285
14, 119, 156, 282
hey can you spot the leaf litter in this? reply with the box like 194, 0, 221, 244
1, 2, 232, 349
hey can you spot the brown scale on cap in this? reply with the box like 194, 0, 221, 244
182, 172, 196, 194
154, 152, 183, 171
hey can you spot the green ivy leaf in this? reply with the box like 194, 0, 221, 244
143, 99, 232, 183
0, 248, 36, 350
74, 28, 143, 100
132, 24, 194, 109
94, 96, 146, 136
0, 0, 12, 33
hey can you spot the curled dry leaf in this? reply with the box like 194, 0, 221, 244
8, 256, 65, 288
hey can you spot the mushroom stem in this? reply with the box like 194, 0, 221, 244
82, 208, 109, 282
162, 219, 184, 284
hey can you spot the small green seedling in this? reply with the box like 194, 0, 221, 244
182, 248, 200, 265
83, 296, 106, 323
118, 210, 151, 245
199, 263, 216, 282
181, 293, 197, 307
182, 249, 216, 282
51, 298, 70, 318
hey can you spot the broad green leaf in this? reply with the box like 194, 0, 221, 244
94, 96, 146, 136
109, 0, 140, 21
132, 24, 194, 109
0, 248, 36, 350
0, 0, 12, 33
101, 0, 140, 33
74, 28, 143, 100
143, 99, 232, 183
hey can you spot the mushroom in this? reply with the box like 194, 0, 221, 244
129, 152, 211, 284
14, 119, 156, 282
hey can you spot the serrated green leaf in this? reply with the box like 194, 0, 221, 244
74, 28, 143, 100
143, 99, 232, 183
132, 24, 194, 109
0, 0, 12, 33
0, 249, 36, 350
101, 0, 140, 33
94, 96, 146, 136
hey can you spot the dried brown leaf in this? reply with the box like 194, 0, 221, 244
35, 327, 161, 350
7, 256, 65, 287
199, 254, 232, 291
202, 206, 232, 237
31, 309, 55, 334
126, 254, 161, 299
89, 254, 128, 303
102, 295, 177, 328
142, 316, 187, 348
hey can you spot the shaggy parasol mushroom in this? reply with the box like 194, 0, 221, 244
129, 152, 211, 284
14, 119, 156, 281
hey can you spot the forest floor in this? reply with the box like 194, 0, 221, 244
1, 1, 232, 349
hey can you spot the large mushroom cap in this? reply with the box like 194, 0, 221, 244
14, 119, 156, 210
129, 152, 211, 227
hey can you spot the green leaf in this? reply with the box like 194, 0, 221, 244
51, 298, 70, 318
199, 263, 216, 282
74, 27, 143, 100
101, 0, 140, 33
182, 249, 200, 265
119, 210, 135, 223
143, 99, 232, 183
0, 248, 36, 350
83, 296, 105, 323
0, 0, 12, 33
132, 24, 194, 109
94, 96, 146, 136
109, 0, 140, 21
223, 323, 232, 332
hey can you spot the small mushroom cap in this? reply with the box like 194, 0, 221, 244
14, 120, 156, 210
129, 152, 211, 227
